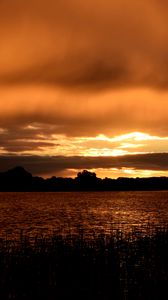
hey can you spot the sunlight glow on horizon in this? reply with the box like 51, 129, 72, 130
1, 131, 168, 157
51, 167, 168, 180
1, 128, 168, 178
0, 1, 168, 179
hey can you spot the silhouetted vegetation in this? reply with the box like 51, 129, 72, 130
0, 227, 168, 299
0, 166, 168, 191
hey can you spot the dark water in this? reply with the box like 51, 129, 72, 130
0, 191, 168, 238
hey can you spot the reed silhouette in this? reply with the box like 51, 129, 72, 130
0, 227, 168, 299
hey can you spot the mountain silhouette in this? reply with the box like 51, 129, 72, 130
0, 167, 168, 191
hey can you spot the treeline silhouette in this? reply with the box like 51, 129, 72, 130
0, 166, 168, 191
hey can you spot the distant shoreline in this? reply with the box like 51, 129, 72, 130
0, 166, 168, 192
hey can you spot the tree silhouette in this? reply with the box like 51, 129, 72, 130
0, 166, 168, 191
77, 170, 97, 179
76, 170, 98, 190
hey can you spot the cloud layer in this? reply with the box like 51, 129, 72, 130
0, 1, 168, 175
0, 0, 168, 89
0, 88, 168, 138
0, 153, 168, 177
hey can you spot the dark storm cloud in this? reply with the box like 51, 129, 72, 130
0, 153, 168, 176
0, 124, 60, 152
0, 0, 168, 89
0, 141, 56, 153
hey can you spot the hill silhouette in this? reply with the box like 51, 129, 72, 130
0, 167, 168, 191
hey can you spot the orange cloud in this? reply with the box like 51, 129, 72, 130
0, 1, 168, 89
0, 1, 168, 176
0, 88, 168, 137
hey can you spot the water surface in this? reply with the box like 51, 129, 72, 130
0, 191, 168, 238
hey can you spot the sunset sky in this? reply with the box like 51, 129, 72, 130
0, 0, 168, 178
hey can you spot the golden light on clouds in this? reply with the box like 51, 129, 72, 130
90, 168, 168, 180
1, 130, 168, 157
0, 1, 168, 177
1, 129, 168, 178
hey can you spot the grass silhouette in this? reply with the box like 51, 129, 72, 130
0, 227, 168, 299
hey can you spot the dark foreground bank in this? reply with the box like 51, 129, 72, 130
0, 228, 168, 300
